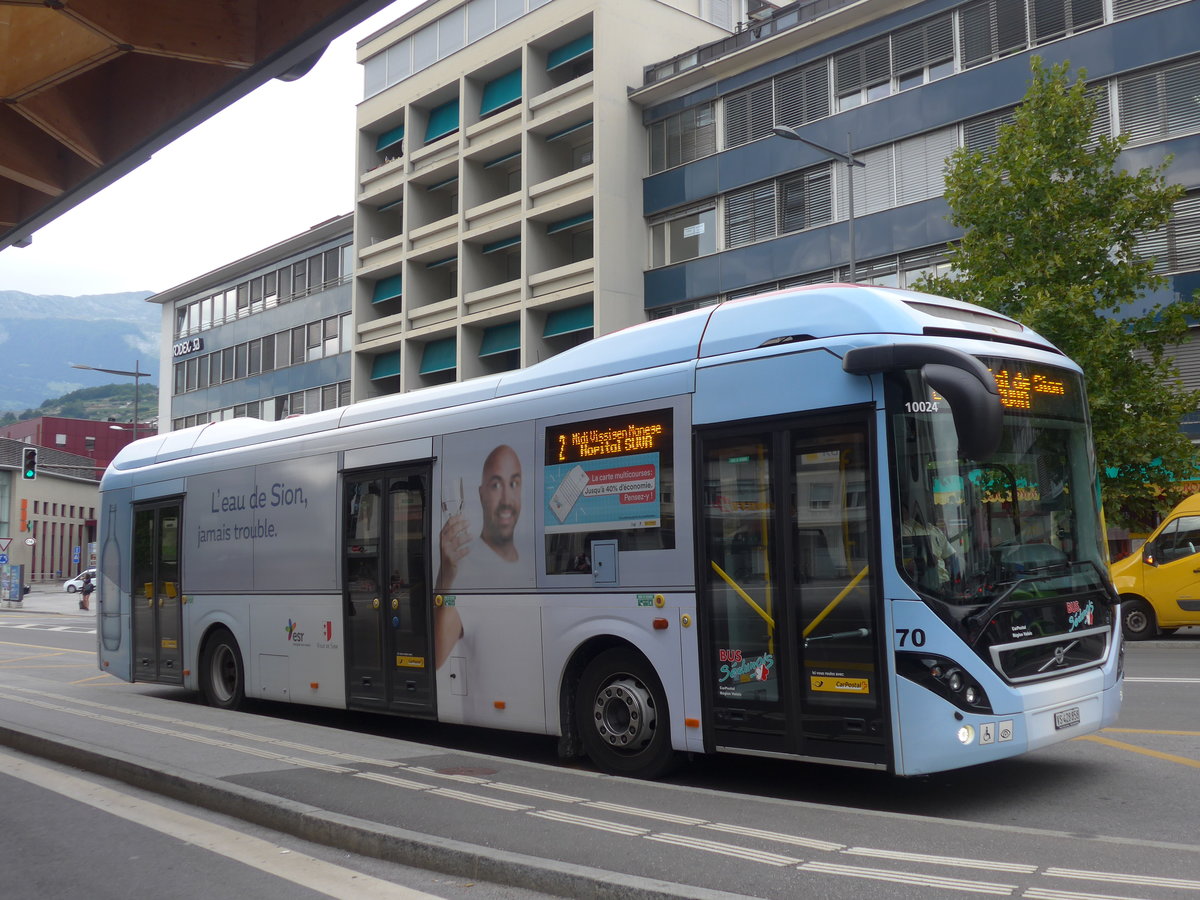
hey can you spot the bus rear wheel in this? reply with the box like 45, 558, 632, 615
1120, 598, 1157, 641
200, 629, 246, 710
576, 648, 678, 779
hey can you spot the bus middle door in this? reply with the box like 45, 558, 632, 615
343, 468, 435, 717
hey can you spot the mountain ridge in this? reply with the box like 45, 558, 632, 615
0, 290, 160, 413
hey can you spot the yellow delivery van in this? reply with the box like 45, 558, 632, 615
1110, 493, 1200, 639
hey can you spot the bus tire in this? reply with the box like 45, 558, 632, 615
1120, 598, 1156, 641
576, 647, 678, 779
200, 629, 246, 710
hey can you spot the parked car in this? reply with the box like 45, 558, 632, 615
63, 568, 96, 593
1110, 493, 1200, 639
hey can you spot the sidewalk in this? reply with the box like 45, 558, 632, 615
1, 583, 96, 616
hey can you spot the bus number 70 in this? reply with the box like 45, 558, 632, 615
895, 628, 926, 647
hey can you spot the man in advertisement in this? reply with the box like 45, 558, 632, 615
434, 442, 523, 667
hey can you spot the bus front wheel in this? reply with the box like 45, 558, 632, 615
200, 629, 246, 710
576, 648, 678, 779
1120, 598, 1157, 641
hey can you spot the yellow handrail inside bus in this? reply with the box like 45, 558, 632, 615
802, 565, 869, 639
710, 560, 775, 631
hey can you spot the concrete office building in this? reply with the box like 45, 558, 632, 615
632, 0, 1200, 342
155, 214, 355, 431
350, 0, 752, 398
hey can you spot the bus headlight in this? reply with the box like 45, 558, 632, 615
897, 653, 993, 714
957, 724, 975, 744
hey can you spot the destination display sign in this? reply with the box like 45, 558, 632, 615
980, 358, 1079, 418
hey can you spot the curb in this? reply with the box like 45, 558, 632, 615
0, 723, 752, 900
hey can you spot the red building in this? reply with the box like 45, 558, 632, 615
0, 416, 156, 478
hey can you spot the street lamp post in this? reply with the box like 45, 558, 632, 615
70, 361, 149, 442
771, 126, 865, 283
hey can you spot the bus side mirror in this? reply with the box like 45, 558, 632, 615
921, 363, 1002, 460
842, 343, 1003, 461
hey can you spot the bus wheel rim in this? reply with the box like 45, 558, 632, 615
592, 676, 655, 750
211, 644, 237, 703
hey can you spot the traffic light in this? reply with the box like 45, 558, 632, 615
21, 447, 37, 480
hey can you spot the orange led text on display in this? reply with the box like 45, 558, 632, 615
991, 368, 1067, 411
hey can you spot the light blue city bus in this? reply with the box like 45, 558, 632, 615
95, 284, 1123, 777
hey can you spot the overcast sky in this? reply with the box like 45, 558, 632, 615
0, 1, 418, 299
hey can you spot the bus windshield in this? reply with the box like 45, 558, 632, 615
892, 356, 1108, 609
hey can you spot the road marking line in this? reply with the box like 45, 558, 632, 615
1045, 866, 1200, 890
70, 674, 117, 685
0, 651, 72, 663
427, 787, 530, 811
798, 861, 1016, 894
842, 846, 1037, 873
701, 822, 842, 852
1102, 727, 1200, 736
354, 771, 430, 791
0, 640, 94, 653
646, 833, 800, 867
585, 800, 707, 826
1025, 888, 1150, 900
528, 809, 649, 836
1076, 734, 1200, 768
0, 748, 441, 899
408, 765, 490, 784
488, 783, 587, 804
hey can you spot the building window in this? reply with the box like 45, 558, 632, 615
778, 167, 833, 234
649, 102, 716, 173
725, 181, 778, 247
1118, 56, 1200, 145
650, 205, 717, 267
724, 81, 774, 149
1136, 191, 1200, 275
960, 0, 1029, 69
774, 62, 830, 131
892, 14, 954, 91
1030, 0, 1104, 45
55, 433, 67, 446
835, 37, 891, 111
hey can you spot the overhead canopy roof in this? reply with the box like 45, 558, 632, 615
0, 0, 393, 252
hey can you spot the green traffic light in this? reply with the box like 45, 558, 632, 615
21, 447, 37, 479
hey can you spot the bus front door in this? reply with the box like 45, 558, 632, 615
130, 500, 183, 684
699, 414, 887, 768
343, 468, 435, 717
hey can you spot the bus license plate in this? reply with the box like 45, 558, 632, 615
1054, 707, 1081, 730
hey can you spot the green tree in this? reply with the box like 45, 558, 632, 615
917, 57, 1197, 530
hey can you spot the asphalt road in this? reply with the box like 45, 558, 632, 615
1, 590, 1198, 899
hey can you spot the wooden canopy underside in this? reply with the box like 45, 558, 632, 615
0, 0, 386, 249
